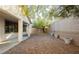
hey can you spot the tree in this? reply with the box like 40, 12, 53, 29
20, 5, 32, 24
48, 6, 60, 23
20, 5, 59, 23
33, 18, 51, 33
29, 5, 52, 20
58, 5, 79, 17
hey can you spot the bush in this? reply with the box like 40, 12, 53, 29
33, 19, 51, 33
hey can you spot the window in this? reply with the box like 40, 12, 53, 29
5, 20, 18, 33
5, 20, 27, 33
23, 24, 27, 32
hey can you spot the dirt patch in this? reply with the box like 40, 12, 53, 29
4, 34, 79, 54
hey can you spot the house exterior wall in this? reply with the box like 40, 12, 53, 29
51, 16, 79, 46
0, 6, 30, 42
0, 17, 5, 42
0, 17, 18, 42
0, 6, 29, 23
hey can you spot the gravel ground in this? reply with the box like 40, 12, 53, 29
4, 34, 79, 54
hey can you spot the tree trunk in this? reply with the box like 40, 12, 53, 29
27, 16, 32, 24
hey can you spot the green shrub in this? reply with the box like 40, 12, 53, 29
33, 19, 51, 32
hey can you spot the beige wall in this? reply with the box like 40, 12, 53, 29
51, 16, 79, 46
0, 17, 18, 42
0, 17, 5, 42
51, 17, 79, 32
0, 6, 30, 42
0, 6, 29, 24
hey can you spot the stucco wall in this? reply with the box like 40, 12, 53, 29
0, 6, 29, 23
51, 17, 79, 46
0, 17, 5, 42
51, 17, 79, 32
0, 17, 18, 42
0, 6, 29, 42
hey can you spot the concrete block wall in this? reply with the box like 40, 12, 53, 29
51, 17, 79, 32
51, 17, 79, 46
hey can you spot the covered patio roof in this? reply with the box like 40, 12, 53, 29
0, 8, 19, 22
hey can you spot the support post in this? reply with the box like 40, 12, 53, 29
18, 20, 23, 42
